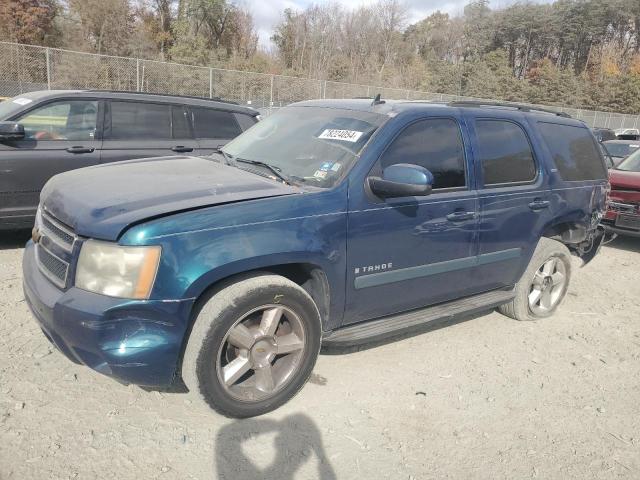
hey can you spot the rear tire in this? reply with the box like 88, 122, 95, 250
499, 237, 572, 321
182, 273, 322, 418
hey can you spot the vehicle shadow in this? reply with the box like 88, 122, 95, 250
215, 413, 337, 480
0, 229, 30, 250
603, 235, 640, 253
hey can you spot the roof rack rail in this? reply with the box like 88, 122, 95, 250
448, 100, 571, 118
85, 89, 239, 105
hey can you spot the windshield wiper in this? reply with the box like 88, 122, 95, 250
211, 148, 234, 165
234, 158, 291, 185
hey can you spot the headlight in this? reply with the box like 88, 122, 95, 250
75, 240, 161, 299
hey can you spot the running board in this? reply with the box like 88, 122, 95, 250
323, 289, 515, 348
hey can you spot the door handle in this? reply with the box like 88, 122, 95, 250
66, 146, 95, 154
171, 145, 194, 153
528, 199, 550, 211
446, 211, 476, 222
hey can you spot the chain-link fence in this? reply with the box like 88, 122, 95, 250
1, 41, 639, 129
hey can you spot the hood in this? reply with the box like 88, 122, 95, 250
41, 156, 300, 241
609, 169, 640, 204
609, 169, 640, 190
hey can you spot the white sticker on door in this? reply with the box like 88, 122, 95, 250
317, 129, 364, 143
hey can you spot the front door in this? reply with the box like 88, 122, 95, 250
345, 116, 479, 324
0, 99, 102, 223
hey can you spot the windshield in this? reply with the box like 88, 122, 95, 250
604, 142, 640, 158
617, 149, 640, 172
222, 106, 387, 188
0, 94, 37, 119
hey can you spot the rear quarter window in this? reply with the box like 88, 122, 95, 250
538, 122, 607, 181
192, 108, 242, 139
234, 112, 258, 131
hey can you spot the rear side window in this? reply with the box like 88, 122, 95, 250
475, 120, 536, 185
171, 106, 191, 139
192, 108, 242, 139
538, 123, 607, 181
379, 118, 466, 189
110, 101, 171, 140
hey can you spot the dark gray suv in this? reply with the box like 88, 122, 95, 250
0, 90, 259, 229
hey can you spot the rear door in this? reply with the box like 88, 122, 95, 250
191, 107, 244, 155
0, 98, 102, 223
467, 115, 554, 292
100, 100, 199, 163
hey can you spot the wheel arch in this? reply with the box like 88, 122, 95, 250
176, 261, 332, 377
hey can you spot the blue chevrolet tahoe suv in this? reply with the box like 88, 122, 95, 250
22, 99, 609, 418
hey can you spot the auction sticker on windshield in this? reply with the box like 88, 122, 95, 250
12, 97, 33, 106
318, 129, 364, 142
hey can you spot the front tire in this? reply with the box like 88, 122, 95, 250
499, 237, 572, 321
182, 274, 322, 418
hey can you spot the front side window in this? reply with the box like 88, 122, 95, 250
17, 100, 98, 141
110, 101, 172, 140
222, 106, 386, 188
476, 120, 536, 186
379, 118, 466, 189
539, 122, 607, 181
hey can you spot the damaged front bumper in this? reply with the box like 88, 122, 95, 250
22, 241, 194, 387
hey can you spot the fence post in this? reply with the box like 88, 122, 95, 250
209, 68, 213, 99
323, 80, 327, 99
136, 58, 140, 92
270, 75, 274, 112
45, 47, 51, 90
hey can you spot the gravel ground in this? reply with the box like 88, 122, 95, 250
0, 231, 639, 480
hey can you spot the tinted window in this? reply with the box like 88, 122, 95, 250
17, 100, 98, 141
380, 119, 466, 189
234, 112, 258, 131
476, 120, 536, 185
539, 123, 607, 181
192, 108, 241, 139
171, 106, 191, 139
110, 102, 171, 140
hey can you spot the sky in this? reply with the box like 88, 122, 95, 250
243, 0, 553, 49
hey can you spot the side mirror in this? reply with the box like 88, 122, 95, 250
0, 122, 25, 142
368, 163, 433, 199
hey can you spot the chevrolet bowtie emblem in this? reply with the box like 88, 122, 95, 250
31, 227, 42, 243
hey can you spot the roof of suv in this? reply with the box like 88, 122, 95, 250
9, 89, 258, 115
291, 98, 585, 126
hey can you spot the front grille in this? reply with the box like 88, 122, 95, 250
36, 244, 69, 288
40, 211, 76, 252
609, 201, 639, 215
35, 209, 76, 289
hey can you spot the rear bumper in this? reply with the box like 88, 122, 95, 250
22, 241, 195, 387
602, 208, 640, 237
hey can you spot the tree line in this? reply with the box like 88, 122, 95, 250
1, 0, 640, 114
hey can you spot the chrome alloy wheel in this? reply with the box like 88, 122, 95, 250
528, 257, 567, 315
216, 305, 306, 402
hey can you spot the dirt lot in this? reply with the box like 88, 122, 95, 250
1, 231, 639, 480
